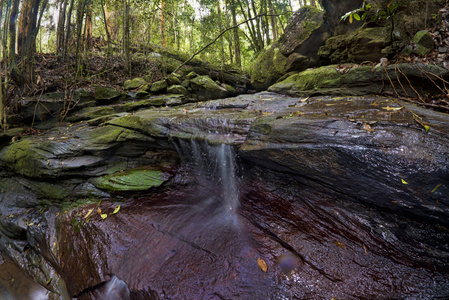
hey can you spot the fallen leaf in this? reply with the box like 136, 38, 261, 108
84, 208, 94, 219
401, 179, 408, 184
46, 278, 52, 286
334, 241, 346, 248
362, 123, 374, 132
100, 214, 108, 220
363, 244, 368, 255
257, 258, 268, 272
382, 106, 402, 111
47, 137, 55, 140
111, 205, 120, 215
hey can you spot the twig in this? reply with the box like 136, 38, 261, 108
395, 63, 423, 102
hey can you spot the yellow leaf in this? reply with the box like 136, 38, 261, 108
100, 214, 108, 220
382, 106, 402, 111
334, 241, 346, 248
363, 244, 368, 255
111, 205, 120, 215
84, 208, 94, 219
401, 179, 408, 184
257, 258, 268, 272
362, 123, 374, 133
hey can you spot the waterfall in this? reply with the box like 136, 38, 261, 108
174, 139, 240, 222
104, 276, 130, 300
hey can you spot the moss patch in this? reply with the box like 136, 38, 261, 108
0, 139, 47, 177
91, 168, 170, 191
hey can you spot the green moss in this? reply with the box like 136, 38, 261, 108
91, 168, 168, 191
34, 182, 69, 201
67, 106, 117, 122
107, 115, 165, 137
249, 45, 288, 90
1, 139, 46, 177
116, 98, 165, 112
124, 77, 146, 90
94, 86, 121, 100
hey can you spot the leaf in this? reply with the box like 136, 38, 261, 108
111, 205, 121, 215
354, 13, 361, 21
382, 106, 402, 111
431, 184, 442, 193
362, 123, 374, 133
46, 278, 52, 286
401, 179, 408, 184
84, 208, 94, 219
100, 213, 108, 220
257, 258, 268, 272
363, 244, 368, 255
334, 241, 346, 248
349, 13, 353, 24
414, 118, 430, 133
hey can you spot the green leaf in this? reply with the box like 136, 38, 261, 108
354, 13, 361, 21
423, 125, 430, 133
431, 184, 442, 193
112, 205, 121, 215
100, 213, 108, 220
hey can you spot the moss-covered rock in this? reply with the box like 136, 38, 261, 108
167, 85, 189, 96
411, 30, 435, 56
106, 115, 167, 137
278, 6, 325, 57
124, 78, 146, 90
186, 71, 198, 79
319, 26, 390, 63
190, 75, 228, 100
94, 86, 121, 101
249, 45, 288, 91
66, 106, 117, 122
91, 168, 170, 191
116, 97, 166, 112
150, 80, 168, 93
0, 139, 48, 178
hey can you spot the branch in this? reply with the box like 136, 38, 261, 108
172, 12, 290, 74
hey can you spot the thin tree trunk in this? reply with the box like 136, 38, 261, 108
161, 0, 166, 47
217, 0, 224, 67
122, 0, 130, 73
56, 0, 67, 54
231, 0, 241, 67
268, 0, 277, 41
84, 2, 92, 51
64, 0, 75, 59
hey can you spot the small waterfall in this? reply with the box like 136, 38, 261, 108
104, 276, 130, 300
174, 139, 240, 221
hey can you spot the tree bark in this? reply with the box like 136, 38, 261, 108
217, 0, 225, 67
268, 0, 277, 41
56, 0, 67, 54
63, 0, 75, 59
122, 0, 130, 73
84, 2, 92, 51
161, 0, 166, 47
230, 0, 241, 67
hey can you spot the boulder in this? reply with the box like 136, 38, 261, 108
94, 86, 122, 103
190, 75, 228, 101
124, 77, 146, 90
278, 6, 328, 58
150, 79, 168, 93
269, 63, 449, 97
167, 85, 189, 96
249, 45, 288, 91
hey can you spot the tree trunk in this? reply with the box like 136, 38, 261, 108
231, 0, 241, 67
161, 0, 166, 47
84, 2, 92, 51
56, 0, 67, 55
63, 0, 75, 59
122, 0, 130, 73
217, 0, 225, 67
268, 0, 277, 41
8, 0, 19, 61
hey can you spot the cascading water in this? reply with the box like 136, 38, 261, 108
174, 139, 240, 224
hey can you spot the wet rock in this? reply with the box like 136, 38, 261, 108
94, 86, 123, 104
412, 30, 435, 56
66, 106, 117, 122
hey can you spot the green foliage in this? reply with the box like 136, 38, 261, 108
341, 0, 402, 24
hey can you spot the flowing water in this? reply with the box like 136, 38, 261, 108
174, 139, 241, 225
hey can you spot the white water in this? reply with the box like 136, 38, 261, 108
104, 276, 130, 300
174, 139, 240, 222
